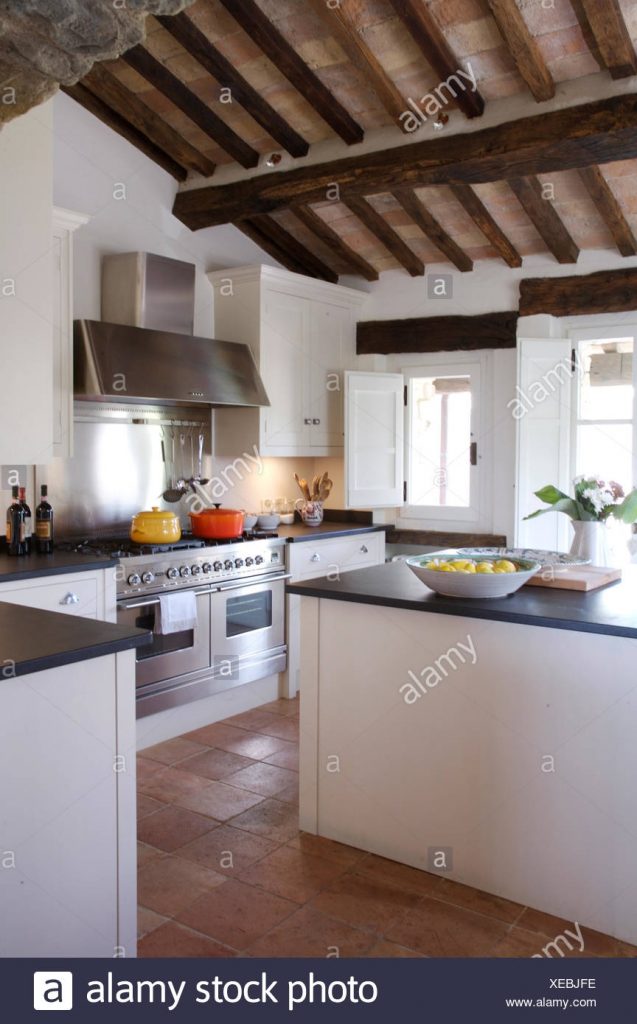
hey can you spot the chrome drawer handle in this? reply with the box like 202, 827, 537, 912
310, 553, 321, 562
360, 544, 369, 554
60, 592, 80, 605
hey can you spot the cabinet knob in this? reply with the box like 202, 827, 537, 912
312, 418, 320, 425
304, 418, 312, 425
310, 553, 321, 562
360, 544, 369, 554
60, 592, 80, 605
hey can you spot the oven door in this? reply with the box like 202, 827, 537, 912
211, 573, 288, 660
117, 589, 211, 687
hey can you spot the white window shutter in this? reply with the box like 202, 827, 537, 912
515, 338, 572, 550
345, 371, 404, 508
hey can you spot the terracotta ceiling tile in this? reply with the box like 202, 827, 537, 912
517, 0, 579, 35
444, 16, 505, 55
547, 51, 601, 81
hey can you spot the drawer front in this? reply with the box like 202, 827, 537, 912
289, 533, 384, 581
0, 576, 99, 618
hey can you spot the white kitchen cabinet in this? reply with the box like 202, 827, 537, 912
209, 265, 365, 457
51, 207, 89, 458
0, 567, 117, 622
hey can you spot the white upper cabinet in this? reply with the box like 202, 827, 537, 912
345, 371, 405, 508
209, 265, 365, 458
51, 207, 89, 459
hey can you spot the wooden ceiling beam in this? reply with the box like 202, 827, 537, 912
291, 205, 379, 281
172, 93, 637, 229
357, 312, 518, 354
306, 0, 409, 129
217, 0, 363, 145
578, 165, 637, 257
572, 0, 637, 79
386, 0, 484, 119
156, 12, 309, 158
61, 82, 188, 181
236, 215, 339, 283
81, 63, 216, 179
520, 267, 637, 317
508, 176, 579, 263
122, 45, 260, 169
343, 195, 424, 276
487, 0, 555, 102
449, 184, 521, 267
393, 188, 473, 271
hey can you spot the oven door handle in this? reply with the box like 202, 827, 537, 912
117, 587, 216, 610
216, 572, 292, 593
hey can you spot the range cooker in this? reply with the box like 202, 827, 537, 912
62, 534, 289, 717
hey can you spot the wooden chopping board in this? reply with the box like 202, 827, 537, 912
525, 565, 622, 591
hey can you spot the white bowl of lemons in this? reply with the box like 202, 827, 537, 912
405, 549, 541, 599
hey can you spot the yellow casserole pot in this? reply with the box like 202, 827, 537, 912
130, 506, 181, 545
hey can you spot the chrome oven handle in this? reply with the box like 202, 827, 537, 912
216, 572, 292, 593
117, 587, 216, 610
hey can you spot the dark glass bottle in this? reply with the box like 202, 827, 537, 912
35, 485, 54, 554
6, 485, 26, 556
18, 486, 32, 555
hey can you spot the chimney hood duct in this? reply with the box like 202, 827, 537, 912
73, 252, 270, 408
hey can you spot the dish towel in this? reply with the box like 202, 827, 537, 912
155, 591, 198, 635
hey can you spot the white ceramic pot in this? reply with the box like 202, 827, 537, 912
569, 520, 611, 566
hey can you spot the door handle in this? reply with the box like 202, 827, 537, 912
216, 572, 292, 592
60, 592, 80, 606
310, 553, 321, 562
312, 418, 320, 425
360, 545, 369, 554
470, 441, 478, 466
304, 418, 312, 425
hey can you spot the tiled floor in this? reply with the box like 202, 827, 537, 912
137, 697, 636, 958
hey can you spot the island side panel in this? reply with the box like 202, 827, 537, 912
115, 648, 137, 957
299, 596, 320, 834
304, 598, 637, 946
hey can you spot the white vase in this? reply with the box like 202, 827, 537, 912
569, 520, 611, 566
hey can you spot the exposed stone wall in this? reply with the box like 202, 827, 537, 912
0, 0, 194, 123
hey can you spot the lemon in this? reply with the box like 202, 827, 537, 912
461, 562, 477, 573
450, 559, 470, 570
494, 559, 517, 573
437, 563, 456, 572
475, 561, 495, 573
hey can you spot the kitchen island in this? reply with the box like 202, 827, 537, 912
289, 561, 637, 946
0, 602, 150, 956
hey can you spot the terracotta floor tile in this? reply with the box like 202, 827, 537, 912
310, 872, 420, 933
516, 908, 616, 956
138, 804, 219, 853
138, 921, 236, 958
141, 737, 207, 766
175, 780, 265, 821
617, 939, 637, 956
230, 797, 300, 843
259, 698, 299, 718
263, 744, 299, 771
217, 730, 293, 761
137, 794, 166, 819
493, 927, 566, 958
238, 845, 347, 903
221, 708, 281, 731
223, 761, 298, 799
137, 842, 163, 868
436, 878, 525, 924
179, 747, 255, 781
138, 906, 167, 940
246, 906, 375, 957
253, 716, 299, 742
138, 854, 226, 917
177, 879, 297, 950
387, 896, 510, 957
136, 757, 165, 784
180, 824, 279, 874
367, 939, 425, 957
287, 833, 367, 867
356, 854, 445, 897
276, 781, 299, 805
183, 722, 255, 748
138, 766, 213, 804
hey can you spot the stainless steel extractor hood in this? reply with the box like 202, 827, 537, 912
73, 252, 270, 408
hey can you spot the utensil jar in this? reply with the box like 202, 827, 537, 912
295, 498, 324, 527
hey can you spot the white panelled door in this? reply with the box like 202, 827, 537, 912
345, 371, 404, 508
515, 338, 572, 550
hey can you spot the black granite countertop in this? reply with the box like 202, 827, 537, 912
287, 560, 637, 639
0, 551, 114, 583
0, 602, 151, 677
279, 522, 388, 542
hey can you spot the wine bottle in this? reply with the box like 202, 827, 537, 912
19, 486, 32, 555
6, 485, 26, 556
35, 485, 54, 554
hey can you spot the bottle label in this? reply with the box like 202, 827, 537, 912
36, 521, 51, 540
6, 519, 11, 543
18, 522, 25, 543
24, 518, 32, 539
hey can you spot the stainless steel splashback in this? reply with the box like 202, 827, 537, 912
40, 402, 212, 538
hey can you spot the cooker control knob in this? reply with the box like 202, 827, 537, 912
234, 558, 244, 568
245, 557, 254, 567
255, 555, 264, 565
127, 572, 142, 586
179, 565, 191, 577
213, 561, 223, 572
224, 559, 233, 570
191, 564, 202, 576
167, 567, 179, 579
202, 562, 213, 574
141, 571, 155, 585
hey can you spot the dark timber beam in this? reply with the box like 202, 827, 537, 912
343, 195, 425, 277
217, 0, 363, 145
449, 184, 521, 267
578, 165, 637, 257
572, 0, 637, 79
520, 267, 637, 317
394, 188, 473, 271
291, 205, 379, 281
487, 0, 555, 101
508, 176, 579, 264
156, 12, 309, 158
172, 94, 637, 229
236, 215, 339, 283
387, 0, 485, 118
122, 45, 260, 169
357, 312, 518, 355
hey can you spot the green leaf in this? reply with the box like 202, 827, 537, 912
524, 497, 581, 521
610, 488, 637, 523
533, 484, 571, 505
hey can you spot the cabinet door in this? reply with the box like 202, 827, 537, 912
261, 290, 311, 451
345, 371, 405, 508
307, 301, 350, 449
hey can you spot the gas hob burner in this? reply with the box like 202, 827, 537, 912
55, 536, 207, 558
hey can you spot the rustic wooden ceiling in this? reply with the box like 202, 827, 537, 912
63, 0, 637, 282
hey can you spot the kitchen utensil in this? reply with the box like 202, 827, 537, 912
405, 550, 540, 599
175, 433, 188, 493
190, 504, 245, 540
525, 565, 621, 591
294, 473, 311, 501
162, 431, 184, 503
196, 433, 210, 485
130, 506, 181, 544
257, 513, 281, 530
295, 498, 324, 526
